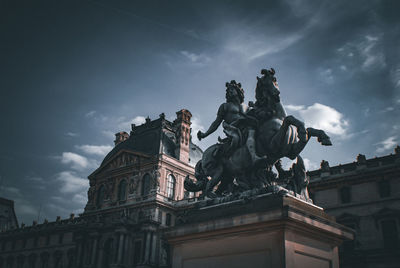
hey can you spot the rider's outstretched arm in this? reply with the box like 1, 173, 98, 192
198, 104, 225, 140
198, 116, 223, 140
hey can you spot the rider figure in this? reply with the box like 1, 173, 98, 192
197, 80, 265, 166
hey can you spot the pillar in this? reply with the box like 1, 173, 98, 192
117, 233, 125, 264
123, 234, 130, 266
91, 236, 99, 267
144, 231, 151, 263
76, 239, 84, 268
151, 232, 158, 264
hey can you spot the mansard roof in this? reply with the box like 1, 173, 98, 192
101, 118, 164, 166
0, 197, 19, 230
100, 117, 203, 168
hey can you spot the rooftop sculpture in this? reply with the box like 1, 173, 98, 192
184, 68, 332, 202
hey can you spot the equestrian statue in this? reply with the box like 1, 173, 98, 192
184, 68, 332, 201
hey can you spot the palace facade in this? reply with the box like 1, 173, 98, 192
0, 198, 18, 233
308, 147, 400, 268
0, 109, 203, 268
0, 108, 399, 268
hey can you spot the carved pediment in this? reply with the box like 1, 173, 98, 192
107, 152, 139, 170
89, 150, 146, 179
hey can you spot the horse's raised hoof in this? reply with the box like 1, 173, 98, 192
317, 134, 332, 146
321, 138, 332, 146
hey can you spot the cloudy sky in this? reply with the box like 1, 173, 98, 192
1, 0, 399, 225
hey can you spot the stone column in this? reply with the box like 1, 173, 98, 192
90, 236, 99, 267
97, 241, 104, 268
76, 239, 84, 268
144, 231, 151, 263
113, 233, 119, 264
150, 232, 158, 264
154, 207, 160, 223
123, 234, 130, 266
117, 233, 125, 264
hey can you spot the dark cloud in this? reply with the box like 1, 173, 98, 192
1, 0, 399, 224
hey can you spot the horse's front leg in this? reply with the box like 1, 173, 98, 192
279, 116, 310, 159
307, 127, 332, 146
283, 115, 307, 143
204, 166, 224, 198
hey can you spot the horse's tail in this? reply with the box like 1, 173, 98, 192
184, 161, 208, 192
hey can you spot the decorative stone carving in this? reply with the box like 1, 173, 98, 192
151, 167, 161, 192
87, 187, 96, 204
128, 175, 140, 195
104, 179, 115, 200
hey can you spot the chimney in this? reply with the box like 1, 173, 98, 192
174, 109, 192, 163
356, 154, 366, 163
320, 160, 330, 178
114, 131, 129, 146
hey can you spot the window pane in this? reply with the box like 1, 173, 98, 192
378, 181, 391, 198
166, 213, 171, 226
142, 174, 151, 196
119, 180, 127, 201
340, 187, 351, 204
167, 175, 175, 199
97, 186, 105, 207
382, 219, 398, 249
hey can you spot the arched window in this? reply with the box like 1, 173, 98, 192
40, 252, 49, 268
6, 256, 14, 268
17, 255, 25, 268
53, 251, 63, 268
28, 254, 37, 268
97, 185, 105, 207
141, 174, 151, 196
166, 174, 176, 199
118, 179, 127, 201
166, 213, 172, 226
67, 249, 74, 268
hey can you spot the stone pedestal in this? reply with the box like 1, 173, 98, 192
165, 193, 353, 268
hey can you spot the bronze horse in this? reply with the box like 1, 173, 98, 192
185, 68, 331, 198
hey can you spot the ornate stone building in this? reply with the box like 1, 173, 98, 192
1, 107, 399, 267
308, 146, 400, 268
0, 198, 18, 232
0, 109, 203, 268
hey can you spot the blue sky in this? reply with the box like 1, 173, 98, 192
1, 0, 399, 225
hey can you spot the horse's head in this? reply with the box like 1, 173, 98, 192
255, 68, 280, 105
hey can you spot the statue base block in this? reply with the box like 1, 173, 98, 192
165, 193, 353, 268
